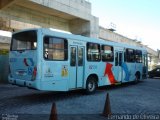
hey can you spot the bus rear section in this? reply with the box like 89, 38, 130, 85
8, 30, 39, 89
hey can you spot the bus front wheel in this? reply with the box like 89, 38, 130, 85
86, 77, 97, 94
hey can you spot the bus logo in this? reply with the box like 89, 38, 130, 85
23, 58, 34, 66
45, 68, 54, 77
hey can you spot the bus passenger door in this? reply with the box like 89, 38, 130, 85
69, 46, 84, 89
115, 51, 124, 82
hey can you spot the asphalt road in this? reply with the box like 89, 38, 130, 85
0, 78, 160, 120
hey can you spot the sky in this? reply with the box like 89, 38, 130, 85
89, 0, 160, 51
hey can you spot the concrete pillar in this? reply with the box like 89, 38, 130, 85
69, 18, 90, 37
69, 16, 99, 38
90, 16, 99, 38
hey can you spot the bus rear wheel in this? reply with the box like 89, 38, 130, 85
86, 77, 97, 94
135, 72, 140, 84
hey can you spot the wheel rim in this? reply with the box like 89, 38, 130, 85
88, 81, 95, 92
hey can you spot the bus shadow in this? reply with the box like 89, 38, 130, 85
11, 81, 144, 105
149, 77, 160, 79
12, 90, 87, 104
97, 80, 144, 91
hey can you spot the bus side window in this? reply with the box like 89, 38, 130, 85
43, 36, 68, 61
87, 42, 100, 61
124, 52, 126, 62
119, 53, 122, 66
126, 48, 135, 62
70, 47, 76, 66
78, 48, 83, 66
101, 45, 114, 62
115, 52, 118, 66
135, 50, 142, 63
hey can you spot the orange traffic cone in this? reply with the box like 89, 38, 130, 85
49, 102, 58, 120
102, 93, 111, 117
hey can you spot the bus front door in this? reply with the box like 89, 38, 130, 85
70, 46, 84, 89
115, 51, 124, 83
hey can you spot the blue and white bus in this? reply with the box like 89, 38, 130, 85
8, 28, 148, 93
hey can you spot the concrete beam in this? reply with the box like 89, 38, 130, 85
0, 4, 70, 32
99, 26, 139, 46
146, 46, 158, 57
0, 43, 10, 50
15, 0, 77, 20
25, 0, 91, 20
0, 0, 17, 10
0, 35, 11, 44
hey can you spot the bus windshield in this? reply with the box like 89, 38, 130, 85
11, 30, 37, 51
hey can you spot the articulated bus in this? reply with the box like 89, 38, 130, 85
8, 28, 148, 94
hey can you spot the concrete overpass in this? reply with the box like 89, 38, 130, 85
0, 0, 159, 82
0, 0, 99, 37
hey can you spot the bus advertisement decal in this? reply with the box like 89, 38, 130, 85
61, 65, 68, 77
104, 63, 117, 84
28, 67, 33, 75
122, 63, 130, 81
23, 58, 34, 66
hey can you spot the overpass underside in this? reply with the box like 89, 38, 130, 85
0, 0, 98, 37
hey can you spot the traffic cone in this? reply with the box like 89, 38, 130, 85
49, 102, 58, 120
102, 93, 111, 117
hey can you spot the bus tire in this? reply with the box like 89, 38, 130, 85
86, 76, 97, 94
135, 72, 140, 84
